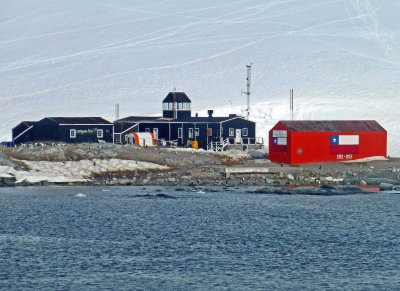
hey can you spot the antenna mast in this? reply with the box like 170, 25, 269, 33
245, 63, 252, 120
290, 89, 294, 120
172, 87, 177, 119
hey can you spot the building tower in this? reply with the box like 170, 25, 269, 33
162, 92, 192, 119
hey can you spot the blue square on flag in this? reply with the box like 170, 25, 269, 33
330, 135, 339, 145
273, 138, 278, 144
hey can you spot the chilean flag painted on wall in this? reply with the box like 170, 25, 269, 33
330, 135, 359, 154
272, 130, 287, 152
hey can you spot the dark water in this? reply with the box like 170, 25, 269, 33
1, 186, 400, 290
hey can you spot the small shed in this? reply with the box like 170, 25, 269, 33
126, 132, 156, 146
269, 120, 387, 164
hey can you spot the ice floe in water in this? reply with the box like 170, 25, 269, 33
75, 193, 86, 198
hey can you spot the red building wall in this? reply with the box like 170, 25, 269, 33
269, 122, 387, 165
289, 131, 387, 164
269, 122, 291, 164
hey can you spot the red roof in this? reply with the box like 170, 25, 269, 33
280, 120, 385, 132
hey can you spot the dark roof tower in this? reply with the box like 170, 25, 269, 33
162, 92, 191, 119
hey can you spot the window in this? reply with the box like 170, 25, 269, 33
207, 128, 212, 137
182, 103, 190, 110
188, 128, 193, 138
97, 129, 103, 138
178, 128, 182, 138
229, 128, 234, 137
145, 128, 150, 132
195, 128, 199, 137
153, 128, 158, 139
125, 134, 129, 141
242, 128, 248, 136
70, 129, 76, 138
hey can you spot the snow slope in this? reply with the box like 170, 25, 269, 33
1, 0, 400, 154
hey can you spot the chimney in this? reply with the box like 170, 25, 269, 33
208, 110, 214, 118
115, 103, 120, 120
195, 113, 198, 117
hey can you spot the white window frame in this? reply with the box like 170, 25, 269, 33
194, 128, 199, 137
178, 128, 182, 138
70, 129, 76, 139
242, 128, 248, 137
188, 128, 193, 138
97, 129, 103, 138
229, 128, 234, 137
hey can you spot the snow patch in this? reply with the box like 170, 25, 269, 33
0, 159, 169, 184
343, 156, 388, 163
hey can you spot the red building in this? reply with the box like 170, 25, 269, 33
269, 120, 387, 164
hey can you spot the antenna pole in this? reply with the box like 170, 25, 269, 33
172, 87, 177, 119
245, 63, 252, 120
289, 89, 294, 120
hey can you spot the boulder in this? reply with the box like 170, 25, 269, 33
321, 176, 333, 182
359, 180, 367, 186
366, 178, 400, 185
248, 150, 266, 159
392, 185, 400, 191
0, 176, 16, 186
287, 174, 295, 181
380, 183, 394, 191
265, 178, 276, 185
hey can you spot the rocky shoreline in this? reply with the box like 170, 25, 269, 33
1, 144, 400, 194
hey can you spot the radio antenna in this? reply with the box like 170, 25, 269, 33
244, 63, 252, 120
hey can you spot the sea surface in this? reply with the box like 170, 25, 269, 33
0, 186, 399, 290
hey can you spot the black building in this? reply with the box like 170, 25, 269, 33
114, 92, 257, 150
13, 117, 113, 144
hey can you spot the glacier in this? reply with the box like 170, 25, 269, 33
1, 0, 399, 154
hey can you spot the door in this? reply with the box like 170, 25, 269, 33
235, 129, 241, 144
153, 128, 158, 140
